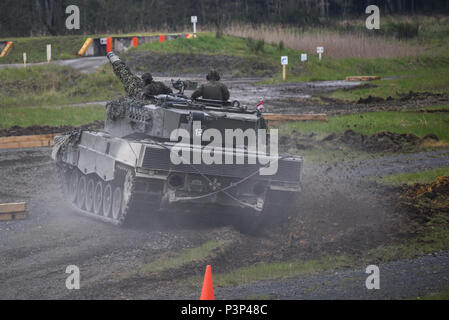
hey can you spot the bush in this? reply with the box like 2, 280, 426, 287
215, 28, 223, 39
278, 40, 285, 51
246, 37, 255, 51
246, 37, 265, 54
255, 39, 265, 53
390, 22, 419, 40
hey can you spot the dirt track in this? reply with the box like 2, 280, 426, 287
1, 144, 448, 299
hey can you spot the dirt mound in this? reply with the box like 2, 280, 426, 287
412, 109, 449, 113
323, 130, 439, 152
124, 51, 277, 77
0, 121, 104, 137
280, 130, 439, 153
357, 91, 448, 104
357, 95, 394, 104
397, 91, 448, 101
399, 176, 449, 223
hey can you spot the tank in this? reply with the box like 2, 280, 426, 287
51, 54, 303, 226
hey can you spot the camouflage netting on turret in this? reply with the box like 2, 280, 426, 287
51, 129, 83, 161
106, 97, 150, 121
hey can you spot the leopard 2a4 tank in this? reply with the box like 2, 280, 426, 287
51, 55, 303, 226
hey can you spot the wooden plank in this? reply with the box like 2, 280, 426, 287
346, 76, 381, 82
0, 133, 58, 149
0, 133, 59, 143
0, 140, 55, 149
0, 212, 28, 221
0, 202, 27, 213
264, 113, 328, 122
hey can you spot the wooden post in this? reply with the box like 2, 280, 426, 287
23, 52, 27, 68
46, 44, 51, 63
282, 64, 286, 81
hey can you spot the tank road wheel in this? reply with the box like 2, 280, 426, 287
68, 169, 80, 204
113, 164, 137, 226
103, 183, 113, 218
61, 164, 137, 226
112, 186, 123, 220
76, 175, 87, 209
93, 180, 104, 215
85, 177, 95, 213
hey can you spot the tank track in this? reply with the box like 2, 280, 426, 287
57, 163, 138, 226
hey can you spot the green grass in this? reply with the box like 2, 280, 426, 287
0, 32, 166, 64
133, 33, 296, 59
0, 105, 105, 129
330, 68, 449, 101
0, 64, 123, 108
139, 240, 224, 276
417, 286, 449, 300
209, 255, 353, 287
375, 166, 449, 186
262, 54, 449, 83
113, 240, 226, 283
0, 35, 87, 64
280, 108, 449, 142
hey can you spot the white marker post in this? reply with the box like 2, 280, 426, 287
46, 44, 51, 63
23, 52, 27, 68
191, 16, 197, 38
281, 56, 288, 81
301, 53, 307, 62
317, 46, 324, 61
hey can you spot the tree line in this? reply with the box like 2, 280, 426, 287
0, 0, 447, 37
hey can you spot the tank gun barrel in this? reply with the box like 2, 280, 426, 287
106, 52, 121, 64
107, 52, 143, 98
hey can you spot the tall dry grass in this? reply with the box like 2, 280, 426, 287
224, 24, 425, 59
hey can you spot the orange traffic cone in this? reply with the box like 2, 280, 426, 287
200, 265, 215, 300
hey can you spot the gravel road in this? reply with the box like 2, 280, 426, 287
0, 56, 108, 73
215, 251, 449, 299
349, 149, 449, 177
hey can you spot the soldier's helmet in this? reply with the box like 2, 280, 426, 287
206, 69, 220, 81
142, 73, 153, 84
